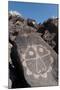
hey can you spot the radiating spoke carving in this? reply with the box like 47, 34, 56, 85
21, 44, 54, 79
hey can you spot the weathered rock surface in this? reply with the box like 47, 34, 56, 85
8, 12, 58, 88
14, 33, 58, 87
37, 18, 58, 53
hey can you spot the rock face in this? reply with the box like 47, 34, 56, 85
14, 33, 58, 86
37, 18, 58, 53
8, 12, 58, 88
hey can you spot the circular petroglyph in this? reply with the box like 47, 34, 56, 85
37, 45, 51, 57
25, 47, 36, 60
29, 51, 34, 56
21, 44, 54, 79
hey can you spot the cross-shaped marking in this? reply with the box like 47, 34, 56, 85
21, 44, 54, 78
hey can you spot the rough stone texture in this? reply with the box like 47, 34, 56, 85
8, 43, 12, 88
8, 12, 58, 88
14, 33, 58, 87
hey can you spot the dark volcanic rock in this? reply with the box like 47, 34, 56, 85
27, 18, 38, 29
8, 12, 58, 88
9, 14, 37, 43
37, 18, 58, 53
9, 45, 31, 88
43, 18, 58, 53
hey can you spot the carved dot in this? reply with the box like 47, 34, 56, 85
39, 48, 44, 52
29, 51, 34, 56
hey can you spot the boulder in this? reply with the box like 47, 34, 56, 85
14, 33, 58, 87
27, 18, 38, 29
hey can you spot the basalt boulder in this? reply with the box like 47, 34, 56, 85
13, 33, 58, 87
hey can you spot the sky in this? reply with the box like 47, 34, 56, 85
8, 1, 58, 23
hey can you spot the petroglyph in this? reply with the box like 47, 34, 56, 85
21, 44, 54, 79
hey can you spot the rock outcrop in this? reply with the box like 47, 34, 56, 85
8, 11, 58, 88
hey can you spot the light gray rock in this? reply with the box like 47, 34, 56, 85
14, 33, 58, 87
